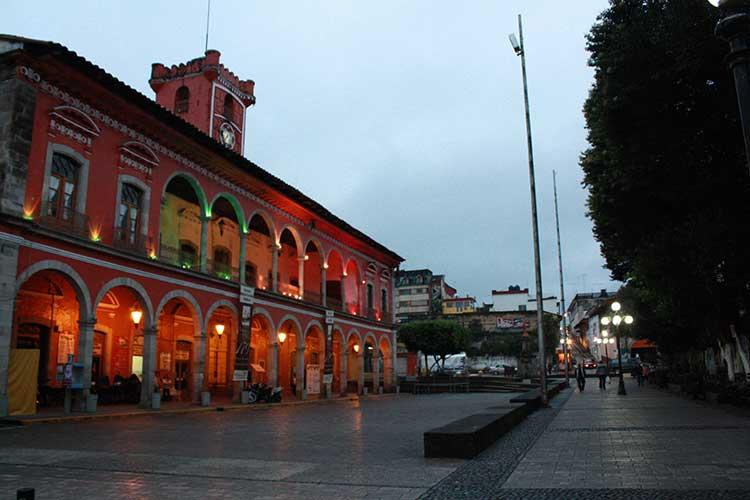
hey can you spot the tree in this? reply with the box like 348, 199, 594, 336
398, 320, 470, 374
581, 0, 750, 354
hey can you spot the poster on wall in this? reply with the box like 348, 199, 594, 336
496, 318, 526, 330
159, 352, 171, 371
57, 333, 75, 363
306, 364, 321, 394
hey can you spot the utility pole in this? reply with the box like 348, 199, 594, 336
553, 170, 569, 385
205, 0, 212, 52
510, 14, 547, 405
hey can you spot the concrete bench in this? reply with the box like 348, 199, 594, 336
424, 405, 530, 459
509, 381, 567, 408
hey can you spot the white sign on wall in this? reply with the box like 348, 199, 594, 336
306, 364, 321, 394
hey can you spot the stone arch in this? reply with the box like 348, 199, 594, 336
277, 224, 303, 255
251, 306, 277, 343
209, 192, 245, 230
325, 248, 344, 269
155, 289, 204, 336
246, 209, 276, 238
93, 277, 155, 328
203, 299, 240, 332
363, 331, 378, 347
161, 171, 209, 217
305, 319, 325, 338
277, 314, 304, 347
344, 257, 361, 278
304, 237, 324, 258
16, 260, 93, 321
346, 329, 362, 346
378, 333, 393, 352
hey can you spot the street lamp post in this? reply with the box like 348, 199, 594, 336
213, 322, 225, 391
600, 302, 634, 396
510, 14, 547, 405
709, 0, 750, 175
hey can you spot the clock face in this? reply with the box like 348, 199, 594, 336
219, 122, 236, 149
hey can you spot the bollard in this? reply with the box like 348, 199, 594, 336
17, 488, 35, 500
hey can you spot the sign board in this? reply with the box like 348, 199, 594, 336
233, 369, 248, 382
323, 373, 333, 385
240, 285, 255, 305
159, 352, 171, 371
325, 310, 334, 325
497, 317, 527, 329
306, 364, 321, 394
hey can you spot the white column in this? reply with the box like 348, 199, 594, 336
296, 345, 306, 399
272, 245, 279, 292
340, 274, 347, 311
373, 350, 381, 393
0, 241, 20, 416
239, 231, 247, 284
391, 331, 398, 389
77, 319, 96, 406
357, 352, 365, 394
140, 326, 158, 408
340, 346, 348, 395
193, 333, 206, 403
298, 257, 305, 299
321, 266, 327, 307
200, 216, 210, 273
268, 342, 279, 387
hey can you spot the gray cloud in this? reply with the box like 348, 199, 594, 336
3, 0, 617, 303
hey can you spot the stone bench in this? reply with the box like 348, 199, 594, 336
423, 404, 530, 459
509, 381, 567, 408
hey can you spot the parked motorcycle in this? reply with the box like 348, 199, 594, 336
247, 383, 281, 403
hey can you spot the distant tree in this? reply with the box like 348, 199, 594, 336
398, 320, 470, 374
581, 0, 750, 353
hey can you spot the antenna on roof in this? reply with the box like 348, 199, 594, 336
204, 0, 212, 52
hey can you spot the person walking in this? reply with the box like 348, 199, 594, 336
575, 361, 586, 392
595, 361, 608, 391
635, 362, 644, 387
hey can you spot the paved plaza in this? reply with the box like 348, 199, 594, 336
3, 379, 750, 499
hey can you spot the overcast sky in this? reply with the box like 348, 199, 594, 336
4, 0, 617, 305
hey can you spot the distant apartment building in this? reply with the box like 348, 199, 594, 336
442, 296, 476, 315
491, 285, 558, 314
395, 269, 455, 323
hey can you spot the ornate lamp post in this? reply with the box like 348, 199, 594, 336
213, 322, 225, 390
708, 0, 750, 174
600, 302, 634, 396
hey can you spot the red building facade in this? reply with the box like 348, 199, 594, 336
0, 35, 402, 416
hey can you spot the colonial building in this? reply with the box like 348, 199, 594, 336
0, 35, 403, 416
394, 269, 455, 323
442, 296, 476, 315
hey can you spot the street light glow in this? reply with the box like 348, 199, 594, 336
601, 317, 611, 326
611, 301, 621, 312
624, 315, 634, 325
130, 309, 142, 326
612, 315, 622, 326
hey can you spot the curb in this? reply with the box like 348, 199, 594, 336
1, 392, 399, 426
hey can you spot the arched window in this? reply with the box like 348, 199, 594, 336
381, 289, 388, 313
175, 86, 190, 114
47, 152, 80, 220
213, 246, 231, 277
245, 261, 257, 287
118, 183, 143, 245
223, 94, 234, 122
179, 241, 198, 269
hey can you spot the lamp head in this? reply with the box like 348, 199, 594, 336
602, 329, 609, 338
624, 315, 634, 325
215, 323, 225, 336
612, 315, 622, 326
277, 331, 287, 344
509, 33, 522, 55
601, 317, 610, 326
130, 309, 143, 327
611, 301, 621, 312
353, 344, 360, 353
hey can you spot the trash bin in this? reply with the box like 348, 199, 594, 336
241, 390, 250, 404
86, 394, 98, 413
151, 392, 161, 410
201, 391, 211, 407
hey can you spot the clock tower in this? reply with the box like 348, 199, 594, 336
149, 50, 255, 155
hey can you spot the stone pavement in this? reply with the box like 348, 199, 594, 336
0, 392, 515, 499
424, 376, 750, 499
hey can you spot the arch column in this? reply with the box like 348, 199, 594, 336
0, 241, 19, 416
199, 215, 210, 273
297, 257, 305, 299
193, 333, 206, 403
77, 319, 96, 406
296, 345, 306, 399
321, 267, 327, 306
268, 342, 279, 387
339, 344, 348, 395
391, 331, 398, 389
239, 231, 247, 284
373, 349, 381, 394
272, 245, 279, 292
139, 326, 158, 408
357, 352, 365, 395
340, 274, 346, 312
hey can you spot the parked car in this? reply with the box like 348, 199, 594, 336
583, 359, 598, 369
609, 357, 637, 373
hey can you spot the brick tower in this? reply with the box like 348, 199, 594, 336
149, 50, 255, 155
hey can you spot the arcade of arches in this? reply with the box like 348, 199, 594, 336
5, 266, 395, 415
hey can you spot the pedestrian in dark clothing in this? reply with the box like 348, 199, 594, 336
595, 363, 608, 390
635, 363, 644, 387
291, 371, 297, 396
575, 363, 586, 392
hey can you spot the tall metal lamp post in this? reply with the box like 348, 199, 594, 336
510, 14, 547, 404
708, 0, 750, 174
600, 302, 634, 396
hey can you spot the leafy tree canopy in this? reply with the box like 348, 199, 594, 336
398, 319, 470, 372
582, 0, 750, 351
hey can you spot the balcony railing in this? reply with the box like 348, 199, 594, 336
158, 244, 199, 270
207, 259, 239, 281
302, 290, 323, 306
37, 203, 89, 239
278, 282, 301, 299
326, 296, 343, 311
113, 228, 149, 256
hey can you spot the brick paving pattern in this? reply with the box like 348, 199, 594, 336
0, 393, 513, 499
